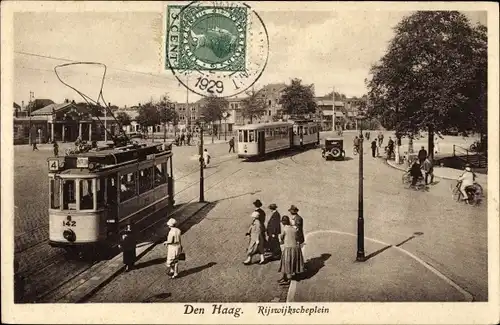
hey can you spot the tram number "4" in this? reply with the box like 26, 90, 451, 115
62, 220, 76, 227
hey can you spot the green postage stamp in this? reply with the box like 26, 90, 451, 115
165, 1, 269, 98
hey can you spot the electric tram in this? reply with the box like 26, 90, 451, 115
236, 120, 320, 158
47, 142, 174, 255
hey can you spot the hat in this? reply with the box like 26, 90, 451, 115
251, 211, 260, 219
167, 218, 177, 227
253, 199, 263, 207
288, 205, 299, 213
269, 203, 278, 210
465, 167, 471, 172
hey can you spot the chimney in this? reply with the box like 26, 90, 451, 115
22, 101, 24, 109
65, 98, 69, 103
108, 102, 111, 107
72, 100, 75, 104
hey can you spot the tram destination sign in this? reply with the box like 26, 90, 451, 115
76, 157, 89, 168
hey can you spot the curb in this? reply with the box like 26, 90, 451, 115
384, 158, 458, 181
46, 202, 209, 303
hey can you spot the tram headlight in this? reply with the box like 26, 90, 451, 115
63, 229, 76, 242
88, 162, 95, 170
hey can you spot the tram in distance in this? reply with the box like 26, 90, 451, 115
236, 120, 320, 158
47, 142, 174, 255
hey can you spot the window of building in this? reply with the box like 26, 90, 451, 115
50, 178, 61, 209
268, 100, 271, 106
268, 110, 271, 116
139, 167, 154, 194
234, 103, 239, 109
62, 179, 76, 210
120, 172, 136, 202
80, 179, 94, 210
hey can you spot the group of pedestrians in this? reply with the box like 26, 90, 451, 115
367, 132, 394, 159
175, 131, 192, 146
407, 146, 435, 187
244, 199, 306, 285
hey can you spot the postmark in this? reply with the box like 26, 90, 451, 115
165, 1, 269, 98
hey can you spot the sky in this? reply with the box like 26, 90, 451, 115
13, 6, 487, 107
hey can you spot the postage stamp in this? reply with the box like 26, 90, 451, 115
165, 1, 269, 98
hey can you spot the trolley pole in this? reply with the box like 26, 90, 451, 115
356, 115, 366, 262
199, 115, 205, 203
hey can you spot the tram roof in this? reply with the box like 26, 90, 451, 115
236, 122, 292, 130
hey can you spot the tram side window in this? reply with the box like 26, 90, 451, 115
154, 163, 167, 186
50, 178, 61, 209
80, 179, 94, 210
249, 130, 255, 142
243, 130, 248, 142
96, 177, 106, 209
62, 180, 76, 210
139, 167, 154, 194
238, 130, 243, 143
304, 127, 308, 135
107, 175, 118, 205
120, 172, 137, 202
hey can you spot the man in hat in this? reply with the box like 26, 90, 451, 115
266, 204, 281, 260
458, 164, 476, 201
253, 199, 267, 249
288, 205, 304, 250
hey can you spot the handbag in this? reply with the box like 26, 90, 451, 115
178, 246, 186, 261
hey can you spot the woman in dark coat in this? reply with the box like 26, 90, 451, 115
266, 203, 281, 260
253, 199, 267, 248
120, 224, 136, 272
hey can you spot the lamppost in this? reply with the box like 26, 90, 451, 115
356, 113, 366, 262
222, 111, 228, 141
198, 114, 205, 203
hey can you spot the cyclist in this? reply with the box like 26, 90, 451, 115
353, 136, 360, 154
457, 165, 476, 201
410, 160, 422, 187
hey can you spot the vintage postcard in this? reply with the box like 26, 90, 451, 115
1, 1, 499, 324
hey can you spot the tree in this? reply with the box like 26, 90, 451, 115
136, 102, 160, 140
157, 94, 179, 140
200, 95, 228, 142
241, 89, 266, 124
280, 78, 317, 118
366, 11, 487, 160
116, 112, 132, 127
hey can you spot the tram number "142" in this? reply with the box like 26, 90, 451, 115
62, 220, 76, 227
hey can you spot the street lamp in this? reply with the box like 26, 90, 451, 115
198, 114, 205, 203
356, 113, 367, 262
222, 111, 228, 141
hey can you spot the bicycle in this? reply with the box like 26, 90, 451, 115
402, 170, 424, 187
451, 181, 484, 205
352, 145, 359, 156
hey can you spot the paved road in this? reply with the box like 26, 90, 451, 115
86, 132, 487, 302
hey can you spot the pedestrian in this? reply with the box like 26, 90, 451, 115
228, 137, 235, 153
410, 160, 422, 187
243, 211, 266, 265
378, 132, 384, 147
387, 137, 394, 159
53, 140, 59, 157
180, 132, 185, 146
418, 146, 427, 164
187, 132, 192, 146
165, 218, 183, 278
266, 203, 282, 260
32, 141, 39, 151
371, 139, 377, 158
175, 134, 180, 146
288, 205, 305, 258
277, 215, 305, 285
253, 199, 267, 248
119, 224, 136, 272
422, 156, 434, 185
202, 148, 211, 168
434, 136, 440, 155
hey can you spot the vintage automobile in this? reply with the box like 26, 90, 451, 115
321, 137, 345, 160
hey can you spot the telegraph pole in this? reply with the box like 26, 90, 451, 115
331, 87, 336, 132
186, 75, 190, 131
28, 91, 34, 145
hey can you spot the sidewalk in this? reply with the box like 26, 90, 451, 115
289, 231, 472, 302
385, 158, 487, 183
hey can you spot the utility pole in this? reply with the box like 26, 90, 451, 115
186, 75, 190, 132
331, 87, 336, 132
28, 91, 34, 145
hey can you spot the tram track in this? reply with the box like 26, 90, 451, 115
16, 156, 242, 303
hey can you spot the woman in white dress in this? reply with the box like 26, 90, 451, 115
165, 218, 182, 278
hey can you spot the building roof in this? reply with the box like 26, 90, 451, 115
13, 102, 21, 109
31, 102, 73, 116
315, 99, 344, 107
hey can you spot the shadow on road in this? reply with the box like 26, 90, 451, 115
133, 257, 167, 270
177, 202, 218, 235
296, 253, 331, 281
179, 262, 217, 278
217, 190, 262, 202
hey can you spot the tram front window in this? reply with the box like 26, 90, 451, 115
96, 177, 106, 209
80, 179, 94, 210
62, 180, 76, 210
155, 163, 167, 186
50, 178, 61, 209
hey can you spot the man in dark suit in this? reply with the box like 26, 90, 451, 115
418, 146, 428, 164
266, 203, 281, 260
